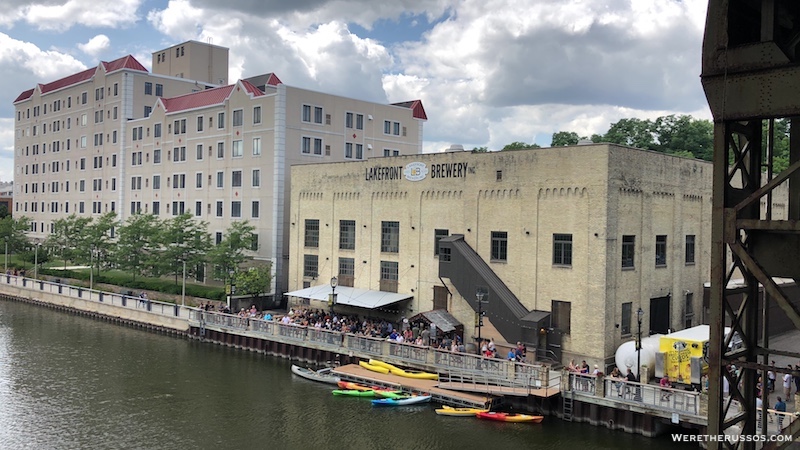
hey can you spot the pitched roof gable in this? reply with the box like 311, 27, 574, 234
391, 99, 427, 120
14, 55, 148, 103
160, 80, 265, 114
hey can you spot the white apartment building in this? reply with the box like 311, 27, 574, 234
13, 41, 427, 296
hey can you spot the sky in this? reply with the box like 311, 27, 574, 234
0, 0, 712, 182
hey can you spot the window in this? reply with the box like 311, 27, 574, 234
301, 137, 311, 154
491, 231, 507, 261
153, 149, 161, 164
381, 221, 400, 253
195, 172, 203, 188
152, 201, 160, 215
621, 302, 632, 335
217, 112, 225, 129
346, 112, 353, 128
252, 169, 260, 187
197, 116, 204, 132
393, 122, 400, 135
384, 120, 391, 134
253, 106, 262, 124
356, 144, 363, 160
195, 201, 202, 217
440, 247, 451, 262
172, 174, 186, 189
553, 233, 573, 266
251, 234, 258, 251
253, 137, 261, 156
314, 138, 322, 155
621, 235, 635, 269
232, 170, 242, 187
685, 235, 695, 265
302, 105, 311, 122
232, 109, 243, 127
231, 201, 241, 218
232, 140, 243, 157
251, 201, 260, 218
551, 300, 571, 334
684, 292, 694, 328
356, 114, 364, 130
216, 201, 223, 217
305, 219, 320, 248
173, 146, 186, 162
172, 201, 185, 216
345, 143, 353, 159
154, 123, 162, 138
338, 258, 355, 287
215, 232, 223, 245
173, 119, 187, 135
196, 144, 204, 161
380, 261, 399, 293
217, 142, 225, 158
304, 255, 319, 278
155, 84, 163, 97
145, 82, 153, 95
314, 106, 323, 124
434, 229, 449, 256
655, 235, 667, 267
339, 220, 355, 250
216, 171, 224, 188
144, 106, 152, 117
153, 175, 161, 190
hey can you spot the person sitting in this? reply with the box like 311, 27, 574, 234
660, 375, 672, 401
507, 349, 517, 361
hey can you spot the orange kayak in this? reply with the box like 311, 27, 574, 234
476, 412, 543, 423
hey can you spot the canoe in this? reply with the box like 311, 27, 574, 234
435, 405, 490, 416
372, 395, 432, 406
475, 412, 544, 423
291, 365, 341, 385
332, 389, 378, 397
359, 360, 390, 374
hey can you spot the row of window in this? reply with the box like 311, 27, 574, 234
621, 234, 695, 268
304, 219, 397, 253
301, 104, 406, 138
17, 84, 121, 121
128, 200, 261, 220
303, 255, 399, 292
21, 154, 119, 179
129, 168, 263, 190
21, 107, 120, 140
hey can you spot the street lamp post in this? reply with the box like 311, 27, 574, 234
4, 236, 8, 273
227, 269, 235, 310
476, 289, 488, 342
89, 246, 95, 290
329, 276, 338, 313
33, 241, 41, 279
181, 259, 186, 306
636, 307, 645, 382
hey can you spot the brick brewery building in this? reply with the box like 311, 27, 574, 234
287, 144, 713, 367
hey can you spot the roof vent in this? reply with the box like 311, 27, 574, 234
448, 144, 465, 152
577, 139, 594, 145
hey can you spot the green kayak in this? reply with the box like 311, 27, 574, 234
332, 389, 378, 397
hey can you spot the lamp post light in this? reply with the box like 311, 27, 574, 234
181, 259, 186, 306
476, 289, 488, 343
636, 307, 644, 383
227, 269, 235, 310
329, 276, 338, 313
33, 241, 41, 279
4, 236, 8, 273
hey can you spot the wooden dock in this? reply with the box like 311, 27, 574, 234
333, 364, 495, 409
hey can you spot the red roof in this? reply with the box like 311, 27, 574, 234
160, 80, 265, 114
391, 100, 427, 120
14, 55, 148, 103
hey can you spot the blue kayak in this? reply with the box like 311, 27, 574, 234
371, 395, 432, 406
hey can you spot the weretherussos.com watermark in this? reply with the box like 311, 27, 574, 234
672, 434, 794, 444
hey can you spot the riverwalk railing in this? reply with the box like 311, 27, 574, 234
2, 274, 554, 396
566, 372, 703, 417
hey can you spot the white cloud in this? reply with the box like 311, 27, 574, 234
77, 34, 111, 57
8, 0, 144, 31
0, 118, 14, 183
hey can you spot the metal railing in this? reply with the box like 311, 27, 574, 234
565, 372, 702, 416
441, 368, 562, 398
1, 276, 557, 394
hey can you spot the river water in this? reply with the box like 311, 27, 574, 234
0, 300, 692, 449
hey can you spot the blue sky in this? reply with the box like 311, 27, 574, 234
0, 0, 711, 182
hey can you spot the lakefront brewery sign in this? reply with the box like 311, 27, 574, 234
365, 161, 470, 182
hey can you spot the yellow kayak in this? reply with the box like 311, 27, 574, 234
368, 359, 439, 380
435, 405, 489, 416
359, 360, 390, 374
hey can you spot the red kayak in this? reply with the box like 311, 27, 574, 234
476, 412, 544, 423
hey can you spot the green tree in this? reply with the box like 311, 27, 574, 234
471, 146, 489, 153
502, 141, 541, 151
0, 216, 31, 255
551, 131, 583, 147
115, 213, 162, 280
652, 115, 713, 160
47, 214, 92, 269
234, 264, 273, 299
81, 212, 118, 277
157, 214, 211, 283
603, 118, 656, 150
208, 221, 257, 281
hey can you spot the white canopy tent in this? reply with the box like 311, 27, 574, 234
285, 284, 412, 310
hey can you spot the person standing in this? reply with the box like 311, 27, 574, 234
776, 396, 787, 431
768, 361, 776, 392
784, 366, 793, 400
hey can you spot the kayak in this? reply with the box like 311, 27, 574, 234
372, 395, 432, 406
368, 359, 438, 381
373, 390, 407, 399
359, 360, 390, 374
435, 405, 490, 416
332, 389, 378, 397
476, 412, 544, 423
337, 381, 373, 391
291, 365, 340, 385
